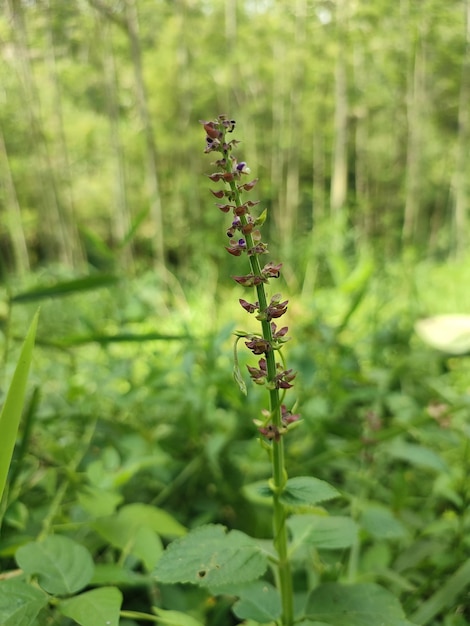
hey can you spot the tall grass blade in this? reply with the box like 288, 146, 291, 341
0, 310, 39, 506
10, 275, 118, 303
410, 558, 470, 624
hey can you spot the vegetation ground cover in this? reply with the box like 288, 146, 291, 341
1, 254, 470, 625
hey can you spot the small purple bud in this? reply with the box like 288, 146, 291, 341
235, 161, 251, 174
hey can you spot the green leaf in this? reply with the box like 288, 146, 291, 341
243, 481, 274, 506
233, 336, 247, 395
153, 524, 267, 587
10, 275, 118, 303
0, 310, 39, 504
386, 440, 447, 472
233, 362, 247, 395
281, 477, 340, 508
306, 582, 416, 626
243, 477, 339, 510
91, 563, 150, 586
255, 208, 268, 227
415, 315, 470, 355
15, 535, 94, 595
231, 581, 282, 623
0, 579, 48, 626
360, 504, 408, 540
117, 503, 186, 537
58, 587, 122, 626
152, 607, 205, 626
410, 558, 470, 625
53, 331, 191, 348
288, 515, 358, 551
93, 516, 163, 572
78, 486, 123, 518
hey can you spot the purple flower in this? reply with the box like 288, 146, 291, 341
238, 178, 258, 192
227, 217, 242, 237
248, 242, 268, 256
271, 322, 289, 341
274, 368, 296, 389
245, 336, 271, 355
233, 274, 266, 287
226, 238, 247, 256
235, 161, 251, 175
239, 299, 259, 314
258, 423, 282, 442
261, 262, 282, 279
281, 405, 300, 425
247, 358, 268, 384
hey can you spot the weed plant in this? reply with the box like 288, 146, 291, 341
1, 118, 470, 625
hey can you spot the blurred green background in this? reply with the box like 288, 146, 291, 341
1, 0, 469, 277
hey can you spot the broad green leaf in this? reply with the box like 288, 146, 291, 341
243, 481, 274, 506
231, 581, 282, 623
90, 564, 150, 587
281, 477, 340, 508
152, 607, 205, 626
410, 558, 470, 625
116, 503, 186, 537
0, 310, 39, 505
93, 515, 163, 571
10, 275, 118, 303
360, 504, 408, 540
306, 582, 416, 626
386, 440, 447, 472
243, 476, 339, 509
78, 486, 123, 518
0, 579, 48, 626
288, 515, 358, 551
58, 587, 122, 626
16, 535, 94, 595
415, 315, 470, 355
154, 524, 267, 587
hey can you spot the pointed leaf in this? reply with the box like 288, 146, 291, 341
0, 311, 39, 504
360, 504, 408, 540
58, 587, 122, 626
386, 440, 447, 473
231, 581, 282, 623
289, 515, 358, 551
306, 583, 416, 626
244, 477, 339, 510
281, 477, 340, 508
233, 362, 248, 395
16, 535, 94, 595
0, 579, 48, 626
93, 515, 163, 572
117, 503, 186, 537
91, 564, 149, 587
10, 275, 118, 303
154, 525, 267, 587
233, 337, 247, 395
152, 607, 205, 626
410, 558, 470, 625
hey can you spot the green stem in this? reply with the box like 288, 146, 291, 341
225, 163, 294, 626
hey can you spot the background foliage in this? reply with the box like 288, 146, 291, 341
1, 0, 470, 276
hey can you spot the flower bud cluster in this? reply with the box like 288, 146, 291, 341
200, 114, 300, 439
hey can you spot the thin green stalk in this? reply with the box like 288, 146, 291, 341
198, 116, 298, 626
228, 177, 294, 625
